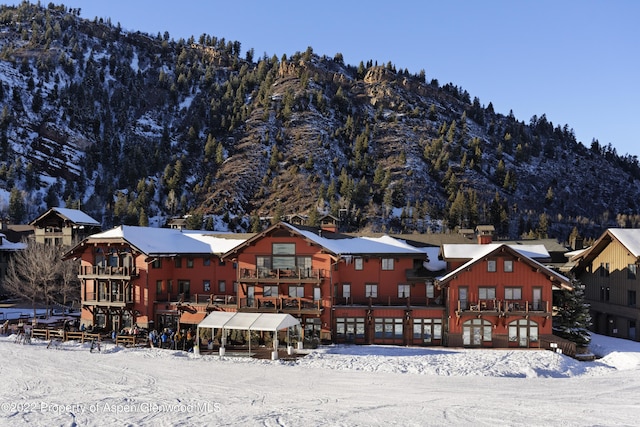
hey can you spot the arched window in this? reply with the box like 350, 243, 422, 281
508, 319, 539, 347
462, 318, 492, 346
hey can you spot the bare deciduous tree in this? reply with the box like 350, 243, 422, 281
3, 241, 80, 321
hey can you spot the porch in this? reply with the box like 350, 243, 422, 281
238, 296, 322, 315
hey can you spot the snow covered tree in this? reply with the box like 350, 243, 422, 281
553, 278, 592, 347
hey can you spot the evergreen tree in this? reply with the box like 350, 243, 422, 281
553, 279, 592, 347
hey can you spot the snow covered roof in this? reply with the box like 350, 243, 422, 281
0, 232, 27, 251
40, 207, 101, 226
80, 225, 247, 256
608, 229, 640, 256
440, 243, 550, 261
278, 223, 428, 256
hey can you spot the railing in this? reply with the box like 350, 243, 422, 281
84, 291, 133, 304
333, 296, 441, 307
79, 265, 138, 277
239, 267, 323, 281
458, 299, 549, 313
239, 296, 322, 312
154, 293, 236, 305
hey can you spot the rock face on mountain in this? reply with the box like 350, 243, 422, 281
1, 2, 639, 240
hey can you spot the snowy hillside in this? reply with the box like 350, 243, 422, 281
0, 334, 638, 426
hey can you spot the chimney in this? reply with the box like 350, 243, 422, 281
475, 225, 495, 245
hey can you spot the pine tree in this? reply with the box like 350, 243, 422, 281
553, 279, 592, 347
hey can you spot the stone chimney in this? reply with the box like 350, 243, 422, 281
475, 225, 495, 244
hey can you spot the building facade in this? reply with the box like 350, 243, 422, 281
30, 207, 101, 246
438, 243, 571, 347
64, 226, 245, 332
67, 222, 574, 348
570, 228, 640, 341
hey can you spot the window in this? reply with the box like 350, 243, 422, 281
426, 281, 435, 298
600, 262, 610, 277
504, 260, 513, 272
479, 287, 496, 300
487, 260, 497, 272
273, 243, 295, 254
342, 283, 351, 299
203, 280, 211, 292
289, 285, 304, 298
628, 290, 637, 307
629, 264, 637, 280
178, 280, 190, 298
354, 257, 363, 270
151, 259, 162, 269
186, 258, 194, 268
335, 317, 365, 341
508, 319, 539, 346
413, 318, 442, 343
203, 258, 211, 266
459, 287, 468, 310
167, 280, 172, 294
398, 284, 410, 298
365, 283, 378, 298
462, 319, 492, 345
504, 287, 522, 300
233, 281, 238, 293
313, 287, 321, 302
156, 280, 163, 295
174, 257, 182, 268
382, 258, 394, 270
263, 285, 278, 297
374, 318, 404, 340
218, 281, 226, 293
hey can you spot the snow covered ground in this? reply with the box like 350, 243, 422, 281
0, 334, 639, 426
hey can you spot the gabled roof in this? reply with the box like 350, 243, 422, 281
570, 228, 640, 269
30, 207, 100, 227
64, 225, 248, 258
222, 222, 430, 259
440, 243, 551, 262
437, 243, 571, 290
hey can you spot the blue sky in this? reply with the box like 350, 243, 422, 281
10, 1, 640, 158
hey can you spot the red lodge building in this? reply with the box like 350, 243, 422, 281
67, 222, 572, 348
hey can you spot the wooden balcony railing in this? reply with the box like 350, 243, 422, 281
333, 296, 442, 307
83, 291, 133, 305
457, 299, 549, 313
239, 296, 322, 312
78, 265, 138, 277
239, 267, 323, 281
154, 293, 236, 305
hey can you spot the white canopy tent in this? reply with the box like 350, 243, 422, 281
197, 312, 301, 357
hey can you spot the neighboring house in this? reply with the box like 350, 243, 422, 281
63, 226, 247, 332
438, 242, 572, 347
570, 228, 640, 341
221, 222, 447, 346
30, 207, 101, 246
0, 232, 27, 289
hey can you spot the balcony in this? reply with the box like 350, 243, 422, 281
78, 265, 138, 279
333, 296, 442, 307
83, 291, 133, 307
456, 299, 549, 314
155, 293, 236, 306
239, 267, 323, 283
238, 296, 323, 314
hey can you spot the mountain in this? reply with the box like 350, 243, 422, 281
1, 2, 639, 241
